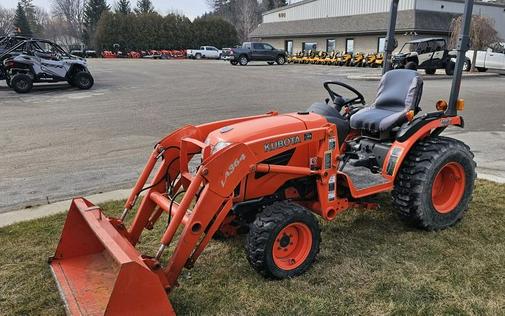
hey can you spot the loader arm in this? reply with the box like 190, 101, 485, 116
50, 112, 345, 315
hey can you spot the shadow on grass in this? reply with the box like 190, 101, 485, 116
0, 180, 504, 315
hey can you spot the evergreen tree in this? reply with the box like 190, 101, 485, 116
95, 11, 239, 51
84, 0, 110, 46
135, 0, 154, 14
14, 2, 32, 36
192, 15, 238, 49
20, 0, 37, 35
115, 0, 131, 15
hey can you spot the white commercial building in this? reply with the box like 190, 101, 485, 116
250, 0, 505, 54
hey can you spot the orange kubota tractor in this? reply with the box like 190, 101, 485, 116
49, 0, 477, 314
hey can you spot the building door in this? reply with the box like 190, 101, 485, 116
377, 37, 386, 53
346, 38, 354, 53
285, 40, 293, 55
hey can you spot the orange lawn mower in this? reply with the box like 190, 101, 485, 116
127, 51, 142, 58
49, 0, 477, 314
101, 50, 117, 58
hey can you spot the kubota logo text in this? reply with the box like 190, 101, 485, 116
221, 153, 246, 188
264, 136, 301, 152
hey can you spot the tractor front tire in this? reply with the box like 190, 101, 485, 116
392, 136, 476, 230
246, 201, 320, 279
11, 73, 33, 93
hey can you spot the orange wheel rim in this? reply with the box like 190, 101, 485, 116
431, 162, 466, 214
272, 222, 312, 270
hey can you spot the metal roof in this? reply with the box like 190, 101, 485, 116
250, 10, 458, 38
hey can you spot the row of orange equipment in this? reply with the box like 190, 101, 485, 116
100, 49, 186, 59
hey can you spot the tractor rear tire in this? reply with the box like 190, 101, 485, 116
246, 201, 320, 279
392, 136, 476, 230
11, 73, 33, 93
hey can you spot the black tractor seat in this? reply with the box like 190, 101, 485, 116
350, 69, 423, 134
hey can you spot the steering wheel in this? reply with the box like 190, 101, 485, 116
323, 81, 366, 112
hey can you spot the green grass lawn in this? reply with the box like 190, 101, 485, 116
1, 180, 504, 315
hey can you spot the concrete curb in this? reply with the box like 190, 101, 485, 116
0, 189, 130, 228
1, 172, 503, 228
347, 72, 499, 81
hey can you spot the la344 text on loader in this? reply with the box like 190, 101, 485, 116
49, 0, 477, 314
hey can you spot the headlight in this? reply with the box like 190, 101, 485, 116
211, 141, 232, 154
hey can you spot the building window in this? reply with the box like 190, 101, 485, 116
346, 38, 354, 53
377, 37, 386, 53
303, 42, 317, 51
285, 40, 293, 54
326, 39, 336, 52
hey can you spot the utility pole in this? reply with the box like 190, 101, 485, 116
383, 0, 399, 74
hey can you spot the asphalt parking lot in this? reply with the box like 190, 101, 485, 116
1, 59, 504, 212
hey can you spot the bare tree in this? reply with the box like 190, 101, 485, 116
51, 0, 85, 40
208, 0, 260, 42
43, 15, 80, 48
449, 15, 501, 72
233, 0, 260, 42
0, 6, 15, 36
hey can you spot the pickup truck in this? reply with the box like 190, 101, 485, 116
222, 42, 287, 66
186, 46, 222, 59
465, 43, 505, 72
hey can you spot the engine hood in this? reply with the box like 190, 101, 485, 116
205, 112, 325, 148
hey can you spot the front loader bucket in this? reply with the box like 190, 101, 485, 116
49, 198, 174, 316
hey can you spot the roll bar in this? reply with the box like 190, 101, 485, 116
383, 0, 474, 116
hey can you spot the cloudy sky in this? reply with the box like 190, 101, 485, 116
1, 0, 210, 19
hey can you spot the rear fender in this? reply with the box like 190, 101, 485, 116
381, 115, 463, 180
